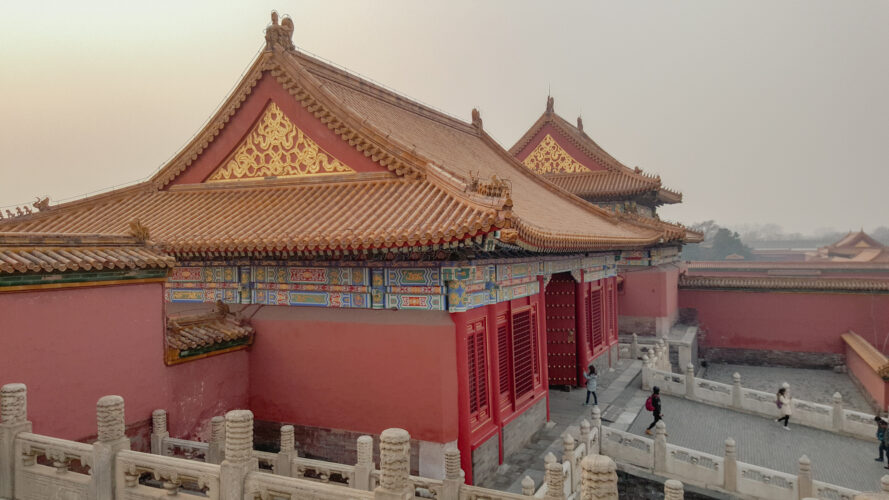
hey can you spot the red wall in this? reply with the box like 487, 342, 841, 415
619, 265, 679, 318
0, 283, 249, 444
247, 306, 458, 444
845, 345, 889, 410
680, 289, 889, 354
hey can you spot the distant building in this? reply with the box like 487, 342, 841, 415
805, 230, 889, 263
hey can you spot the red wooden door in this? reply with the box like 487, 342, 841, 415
545, 273, 576, 386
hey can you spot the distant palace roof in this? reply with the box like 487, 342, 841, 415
0, 14, 692, 256
510, 99, 682, 206
806, 230, 889, 263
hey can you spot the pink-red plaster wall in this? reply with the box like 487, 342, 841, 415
845, 345, 889, 410
680, 289, 889, 354
0, 283, 249, 445
247, 306, 458, 444
620, 265, 679, 317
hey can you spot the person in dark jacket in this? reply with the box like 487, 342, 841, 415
875, 416, 888, 462
645, 386, 663, 435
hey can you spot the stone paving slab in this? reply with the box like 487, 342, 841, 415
702, 363, 873, 413
479, 358, 640, 492
627, 394, 885, 492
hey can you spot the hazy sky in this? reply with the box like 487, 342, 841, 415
1, 1, 887, 234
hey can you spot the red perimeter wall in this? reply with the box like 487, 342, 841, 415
0, 283, 249, 447
679, 289, 889, 354
247, 306, 458, 444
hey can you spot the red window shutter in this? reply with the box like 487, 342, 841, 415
468, 334, 478, 415
467, 320, 489, 424
512, 309, 534, 399
530, 307, 540, 385
497, 319, 510, 397
591, 288, 603, 350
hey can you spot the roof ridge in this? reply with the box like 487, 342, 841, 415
290, 50, 479, 136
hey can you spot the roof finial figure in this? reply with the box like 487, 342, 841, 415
471, 108, 483, 130
265, 10, 295, 52
576, 116, 583, 132
546, 96, 554, 114
33, 197, 50, 212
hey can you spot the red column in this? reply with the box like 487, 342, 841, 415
453, 312, 473, 484
575, 276, 589, 386
538, 276, 550, 420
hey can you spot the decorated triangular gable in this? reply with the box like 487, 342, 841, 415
514, 123, 604, 175
208, 101, 354, 181
165, 71, 391, 186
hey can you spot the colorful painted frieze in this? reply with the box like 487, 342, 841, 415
497, 280, 540, 302
252, 266, 369, 285
618, 250, 651, 266
386, 268, 441, 287
169, 288, 240, 303
650, 246, 680, 266
252, 289, 370, 308
169, 266, 239, 283
385, 294, 446, 310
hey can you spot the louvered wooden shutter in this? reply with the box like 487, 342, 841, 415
512, 309, 534, 399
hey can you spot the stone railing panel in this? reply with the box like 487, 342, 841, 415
461, 484, 535, 500
812, 480, 859, 500
736, 461, 797, 500
244, 470, 374, 500
790, 399, 833, 430
601, 427, 653, 469
296, 456, 356, 486
116, 449, 221, 499
161, 436, 208, 462
665, 444, 723, 487
741, 388, 782, 417
14, 432, 93, 500
843, 409, 879, 440
694, 380, 733, 407
649, 368, 685, 395
253, 449, 278, 473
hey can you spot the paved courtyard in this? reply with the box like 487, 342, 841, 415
481, 360, 886, 495
702, 363, 873, 413
627, 394, 884, 492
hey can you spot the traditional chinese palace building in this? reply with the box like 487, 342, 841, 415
0, 14, 697, 484
511, 98, 701, 340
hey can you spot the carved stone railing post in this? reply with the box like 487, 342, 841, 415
631, 333, 639, 359
657, 340, 668, 371
723, 438, 737, 492
798, 455, 812, 499
0, 383, 32, 499
442, 447, 463, 500
882, 474, 889, 493
276, 424, 295, 476
354, 435, 374, 491
731, 373, 742, 409
832, 392, 845, 432
563, 433, 579, 493
664, 479, 684, 500
641, 355, 651, 390
580, 420, 592, 456
653, 421, 667, 473
580, 454, 618, 500
522, 476, 536, 496
544, 453, 565, 500
220, 410, 257, 500
150, 409, 168, 455
685, 363, 696, 399
208, 416, 226, 465
590, 407, 602, 450
91, 395, 131, 500
375, 428, 412, 500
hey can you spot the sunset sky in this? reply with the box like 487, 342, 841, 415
1, 1, 887, 234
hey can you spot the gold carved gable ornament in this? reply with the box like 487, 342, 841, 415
208, 102, 355, 181
522, 134, 591, 175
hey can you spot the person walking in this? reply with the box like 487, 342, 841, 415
775, 387, 791, 430
874, 416, 887, 462
583, 365, 598, 406
644, 386, 663, 435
